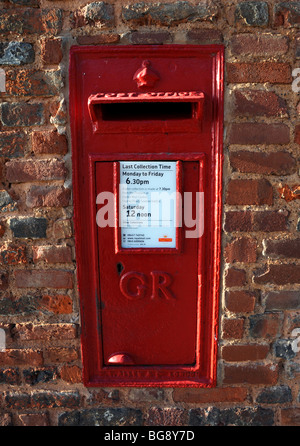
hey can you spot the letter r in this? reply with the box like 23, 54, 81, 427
150, 271, 174, 299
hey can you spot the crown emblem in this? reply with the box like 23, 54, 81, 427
133, 60, 160, 88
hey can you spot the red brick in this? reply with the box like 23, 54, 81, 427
4, 392, 31, 410
39, 294, 73, 314
222, 318, 245, 339
30, 390, 80, 409
230, 150, 295, 175
0, 223, 5, 238
0, 131, 26, 158
60, 365, 82, 384
222, 344, 269, 362
6, 159, 67, 183
44, 347, 78, 364
0, 243, 26, 265
124, 31, 172, 44
224, 211, 289, 232
33, 246, 72, 264
22, 366, 58, 385
187, 29, 223, 43
12, 323, 77, 341
173, 387, 248, 403
224, 211, 252, 232
41, 38, 62, 64
86, 389, 116, 404
26, 185, 71, 208
225, 267, 247, 287
281, 408, 300, 426
15, 270, 73, 289
252, 211, 289, 232
231, 34, 289, 56
42, 9, 63, 35
1, 102, 45, 127
223, 363, 279, 385
0, 162, 4, 183
274, 3, 300, 27
229, 123, 290, 145
76, 33, 120, 45
6, 69, 60, 96
264, 238, 300, 258
146, 408, 186, 426
225, 237, 257, 263
52, 219, 72, 239
0, 349, 43, 367
254, 264, 300, 285
265, 291, 300, 310
234, 90, 288, 117
0, 271, 9, 290
16, 413, 49, 427
225, 291, 256, 313
0, 414, 11, 426
23, 367, 59, 386
226, 179, 273, 205
71, 3, 114, 28
249, 313, 282, 338
31, 130, 68, 155
227, 62, 291, 84
5, 390, 79, 410
0, 9, 62, 35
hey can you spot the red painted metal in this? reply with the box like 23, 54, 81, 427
133, 60, 160, 88
69, 45, 224, 387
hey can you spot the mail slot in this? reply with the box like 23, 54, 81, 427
69, 45, 224, 387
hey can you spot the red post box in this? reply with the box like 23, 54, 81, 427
69, 45, 224, 387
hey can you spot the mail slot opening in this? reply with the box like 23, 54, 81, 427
100, 102, 195, 121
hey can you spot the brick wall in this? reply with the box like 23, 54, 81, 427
0, 0, 299, 426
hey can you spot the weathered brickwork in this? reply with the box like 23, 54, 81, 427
0, 0, 299, 426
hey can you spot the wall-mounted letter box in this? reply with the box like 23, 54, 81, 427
69, 45, 224, 387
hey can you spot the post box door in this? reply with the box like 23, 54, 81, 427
96, 159, 202, 366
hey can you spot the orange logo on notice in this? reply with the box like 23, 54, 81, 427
159, 235, 173, 242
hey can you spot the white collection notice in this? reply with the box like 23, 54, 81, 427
119, 161, 177, 248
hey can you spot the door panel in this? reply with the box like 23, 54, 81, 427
96, 161, 200, 366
